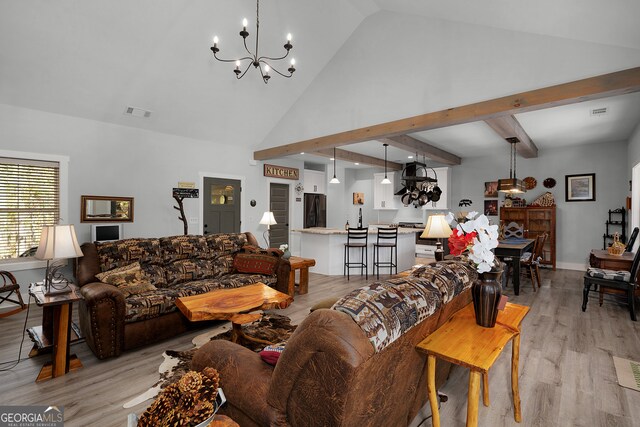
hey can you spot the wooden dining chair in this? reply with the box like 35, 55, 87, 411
504, 234, 545, 291
503, 222, 524, 239
626, 227, 639, 252
0, 271, 27, 318
522, 233, 547, 291
583, 246, 640, 321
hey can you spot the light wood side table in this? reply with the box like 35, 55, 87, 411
287, 256, 316, 296
416, 302, 529, 427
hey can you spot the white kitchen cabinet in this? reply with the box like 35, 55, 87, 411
304, 170, 326, 194
373, 172, 398, 210
423, 167, 450, 210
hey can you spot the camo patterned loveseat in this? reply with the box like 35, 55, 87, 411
75, 232, 290, 359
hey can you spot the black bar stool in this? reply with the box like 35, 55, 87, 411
344, 227, 369, 280
373, 227, 398, 279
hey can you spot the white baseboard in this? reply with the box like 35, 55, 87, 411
556, 262, 588, 271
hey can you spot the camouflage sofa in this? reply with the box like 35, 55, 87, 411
75, 232, 290, 359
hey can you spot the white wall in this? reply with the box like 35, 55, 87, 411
449, 140, 629, 269
260, 10, 640, 150
0, 103, 304, 294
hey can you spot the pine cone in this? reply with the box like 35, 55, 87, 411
190, 400, 215, 424
163, 407, 193, 427
199, 368, 220, 401
162, 383, 182, 405
148, 393, 175, 419
137, 411, 160, 427
178, 371, 202, 394
178, 391, 197, 412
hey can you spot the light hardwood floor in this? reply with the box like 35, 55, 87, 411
1, 268, 640, 426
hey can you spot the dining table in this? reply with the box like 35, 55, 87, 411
495, 238, 536, 295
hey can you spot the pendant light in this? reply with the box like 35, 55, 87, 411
498, 137, 526, 194
329, 147, 340, 184
381, 143, 391, 184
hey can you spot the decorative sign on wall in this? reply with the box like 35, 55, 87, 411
172, 188, 199, 198
264, 164, 299, 180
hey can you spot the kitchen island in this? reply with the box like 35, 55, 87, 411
292, 227, 418, 275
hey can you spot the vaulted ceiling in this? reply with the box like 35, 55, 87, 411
1, 0, 640, 167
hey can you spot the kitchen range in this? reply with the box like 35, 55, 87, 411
398, 222, 450, 259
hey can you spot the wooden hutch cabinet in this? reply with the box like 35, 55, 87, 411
500, 206, 556, 270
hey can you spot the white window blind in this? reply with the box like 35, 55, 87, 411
0, 157, 60, 259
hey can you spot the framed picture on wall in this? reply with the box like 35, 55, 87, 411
565, 173, 595, 202
484, 200, 498, 216
484, 181, 498, 198
353, 192, 364, 205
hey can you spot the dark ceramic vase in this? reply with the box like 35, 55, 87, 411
472, 269, 503, 328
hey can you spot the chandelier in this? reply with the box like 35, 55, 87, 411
210, 0, 296, 84
498, 137, 526, 194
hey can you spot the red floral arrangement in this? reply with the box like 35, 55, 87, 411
448, 228, 477, 256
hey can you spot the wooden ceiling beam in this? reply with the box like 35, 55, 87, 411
254, 66, 640, 160
379, 135, 461, 165
314, 148, 403, 170
485, 115, 538, 158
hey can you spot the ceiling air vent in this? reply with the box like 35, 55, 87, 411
124, 106, 152, 118
590, 107, 608, 117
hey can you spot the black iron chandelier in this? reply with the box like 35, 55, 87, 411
210, 0, 296, 84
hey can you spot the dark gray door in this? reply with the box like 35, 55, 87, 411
203, 177, 241, 234
269, 183, 289, 248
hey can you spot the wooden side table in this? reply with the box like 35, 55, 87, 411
28, 283, 84, 382
416, 303, 529, 427
287, 256, 316, 296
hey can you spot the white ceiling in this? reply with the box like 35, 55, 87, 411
1, 0, 639, 167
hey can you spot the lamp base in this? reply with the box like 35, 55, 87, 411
435, 241, 444, 261
44, 282, 72, 296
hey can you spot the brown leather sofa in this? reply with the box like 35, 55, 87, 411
192, 260, 477, 427
75, 232, 291, 359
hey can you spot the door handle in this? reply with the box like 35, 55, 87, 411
204, 224, 208, 228
286, 224, 289, 227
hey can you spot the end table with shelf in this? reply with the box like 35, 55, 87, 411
416, 302, 529, 427
28, 283, 84, 382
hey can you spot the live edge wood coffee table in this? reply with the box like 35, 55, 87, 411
416, 302, 529, 427
175, 283, 293, 345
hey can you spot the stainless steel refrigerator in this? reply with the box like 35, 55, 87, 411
303, 193, 327, 228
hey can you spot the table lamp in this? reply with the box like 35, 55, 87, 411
259, 211, 277, 247
35, 224, 84, 295
421, 214, 452, 261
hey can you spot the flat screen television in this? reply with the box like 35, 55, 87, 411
91, 223, 123, 242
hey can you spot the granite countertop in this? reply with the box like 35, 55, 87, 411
292, 227, 419, 235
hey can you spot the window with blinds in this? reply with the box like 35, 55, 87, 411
0, 157, 60, 259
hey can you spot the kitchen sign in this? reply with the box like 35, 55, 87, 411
264, 164, 299, 180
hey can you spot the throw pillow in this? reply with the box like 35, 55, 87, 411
233, 252, 279, 275
259, 342, 286, 366
95, 262, 156, 297
242, 244, 283, 257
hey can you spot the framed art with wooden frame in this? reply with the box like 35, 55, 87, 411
484, 181, 498, 198
565, 173, 595, 202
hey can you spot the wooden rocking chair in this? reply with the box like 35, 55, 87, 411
0, 271, 27, 318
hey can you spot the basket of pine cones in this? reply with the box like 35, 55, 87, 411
136, 367, 221, 427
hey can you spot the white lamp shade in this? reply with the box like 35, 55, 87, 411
421, 214, 453, 239
35, 225, 84, 260
259, 211, 277, 226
